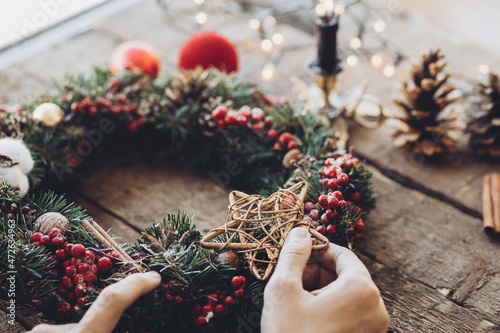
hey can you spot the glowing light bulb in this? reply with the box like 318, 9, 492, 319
383, 64, 395, 77
372, 20, 386, 33
272, 33, 284, 44
193, 0, 205, 5
349, 37, 361, 49
324, 0, 335, 13
346, 55, 358, 66
315, 4, 326, 16
261, 39, 273, 51
262, 63, 276, 81
265, 16, 276, 26
334, 3, 345, 15
370, 54, 383, 68
196, 12, 207, 24
479, 64, 489, 74
249, 19, 260, 30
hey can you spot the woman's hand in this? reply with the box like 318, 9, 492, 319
262, 227, 390, 333
28, 271, 161, 333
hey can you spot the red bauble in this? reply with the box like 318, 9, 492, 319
110, 41, 160, 79
178, 32, 238, 74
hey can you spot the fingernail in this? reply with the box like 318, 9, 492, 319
288, 227, 308, 239
145, 271, 161, 281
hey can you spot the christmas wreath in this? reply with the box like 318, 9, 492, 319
0, 61, 374, 331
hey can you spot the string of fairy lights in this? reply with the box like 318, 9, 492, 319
156, 0, 489, 87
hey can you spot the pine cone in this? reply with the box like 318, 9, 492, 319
0, 110, 32, 139
466, 73, 500, 158
165, 68, 217, 111
390, 49, 464, 156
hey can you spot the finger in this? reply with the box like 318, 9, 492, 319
28, 323, 77, 333
76, 271, 161, 333
312, 243, 370, 278
273, 227, 312, 284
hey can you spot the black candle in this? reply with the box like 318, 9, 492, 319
310, 14, 341, 76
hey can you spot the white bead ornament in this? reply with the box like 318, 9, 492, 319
33, 102, 64, 127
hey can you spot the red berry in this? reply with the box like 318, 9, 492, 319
352, 158, 360, 165
321, 178, 329, 187
287, 140, 297, 150
80, 97, 93, 109
350, 192, 361, 202
202, 304, 214, 316
110, 106, 121, 116
97, 257, 112, 271
238, 106, 251, 117
332, 191, 343, 200
71, 244, 85, 258
31, 232, 43, 242
48, 269, 58, 279
55, 249, 67, 261
239, 276, 247, 287
212, 106, 228, 120
78, 263, 90, 274
320, 213, 330, 225
250, 108, 264, 122
354, 219, 365, 233
40, 235, 51, 247
326, 209, 337, 220
128, 121, 138, 134
72, 305, 82, 314
237, 115, 248, 128
339, 200, 347, 208
84, 273, 97, 284
195, 316, 207, 328
73, 274, 84, 284
304, 202, 315, 212
337, 173, 349, 186
273, 141, 282, 150
65, 291, 76, 302
76, 297, 87, 306
224, 296, 235, 306
335, 158, 346, 169
352, 232, 362, 241
174, 296, 184, 305
327, 196, 340, 210
88, 106, 98, 117
83, 250, 95, 264
109, 252, 119, 259
74, 283, 87, 297
326, 225, 337, 235
57, 302, 71, 314
90, 264, 99, 274
309, 209, 320, 220
62, 260, 71, 268
193, 304, 202, 313
214, 304, 225, 315
65, 243, 73, 255
56, 284, 66, 295
278, 132, 293, 146
207, 293, 218, 305
65, 266, 76, 277
71, 258, 82, 267
234, 288, 245, 298
48, 256, 57, 264
318, 195, 328, 208
116, 94, 127, 105
224, 110, 238, 126
317, 225, 326, 235
52, 236, 65, 249
164, 293, 174, 302
70, 102, 81, 113
325, 158, 335, 166
32, 242, 40, 247
264, 116, 273, 127
327, 178, 338, 190
346, 159, 354, 169
252, 121, 264, 132
231, 276, 243, 289
267, 129, 278, 140
61, 276, 73, 289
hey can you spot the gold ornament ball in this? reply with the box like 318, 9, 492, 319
33, 212, 70, 235
33, 103, 64, 127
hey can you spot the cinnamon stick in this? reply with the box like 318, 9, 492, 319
483, 173, 500, 236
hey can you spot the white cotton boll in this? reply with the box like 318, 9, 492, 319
0, 138, 34, 174
0, 166, 29, 196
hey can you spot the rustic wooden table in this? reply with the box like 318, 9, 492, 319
1, 1, 500, 332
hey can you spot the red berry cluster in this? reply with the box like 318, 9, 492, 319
70, 94, 143, 133
303, 154, 364, 239
31, 228, 114, 316
191, 275, 247, 329
211, 106, 273, 133
269, 131, 297, 151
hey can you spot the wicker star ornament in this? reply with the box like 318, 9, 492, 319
200, 182, 329, 281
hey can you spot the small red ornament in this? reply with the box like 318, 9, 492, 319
178, 32, 238, 73
31, 232, 43, 242
77, 263, 90, 274
55, 249, 67, 261
202, 304, 214, 316
40, 235, 51, 247
230, 276, 244, 289
74, 283, 87, 297
110, 41, 160, 79
84, 273, 97, 284
195, 316, 207, 329
326, 225, 337, 235
327, 196, 340, 210
223, 296, 235, 306
73, 274, 84, 285
354, 219, 365, 233
51, 236, 65, 249
337, 173, 349, 186
97, 257, 112, 271
214, 304, 225, 315
71, 244, 85, 258
65, 266, 76, 277
234, 288, 245, 298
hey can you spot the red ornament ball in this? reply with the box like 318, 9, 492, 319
110, 41, 160, 79
178, 32, 238, 74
